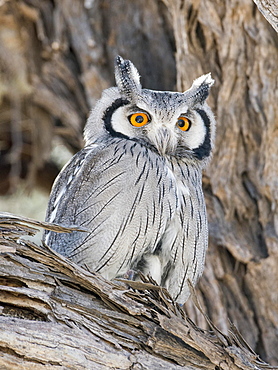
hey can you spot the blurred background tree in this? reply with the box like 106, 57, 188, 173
0, 0, 277, 365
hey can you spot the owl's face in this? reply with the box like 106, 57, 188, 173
85, 56, 215, 163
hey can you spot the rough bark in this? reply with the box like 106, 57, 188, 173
0, 213, 274, 369
0, 0, 277, 367
164, 1, 278, 365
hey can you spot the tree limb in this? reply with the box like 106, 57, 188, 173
0, 213, 274, 369
253, 0, 278, 32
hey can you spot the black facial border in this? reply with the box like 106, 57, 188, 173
193, 108, 212, 160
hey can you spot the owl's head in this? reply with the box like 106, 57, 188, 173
85, 56, 215, 164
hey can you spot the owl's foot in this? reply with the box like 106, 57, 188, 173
122, 269, 137, 280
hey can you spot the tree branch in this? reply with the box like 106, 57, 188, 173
0, 213, 274, 369
253, 0, 278, 32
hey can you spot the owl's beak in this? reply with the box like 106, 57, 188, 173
147, 126, 177, 155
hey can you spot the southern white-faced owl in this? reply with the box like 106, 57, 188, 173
43, 56, 215, 304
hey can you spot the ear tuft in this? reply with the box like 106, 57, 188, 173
192, 73, 214, 89
114, 56, 141, 100
185, 73, 214, 104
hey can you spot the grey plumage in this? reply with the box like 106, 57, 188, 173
43, 56, 215, 304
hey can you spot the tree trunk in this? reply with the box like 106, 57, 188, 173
0, 0, 277, 367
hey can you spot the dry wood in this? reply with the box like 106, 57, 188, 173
253, 0, 278, 32
0, 0, 277, 366
0, 213, 275, 370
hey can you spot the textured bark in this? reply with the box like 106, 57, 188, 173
0, 213, 273, 369
164, 1, 278, 365
0, 0, 277, 367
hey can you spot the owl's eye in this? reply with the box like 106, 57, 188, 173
176, 117, 191, 131
129, 113, 150, 127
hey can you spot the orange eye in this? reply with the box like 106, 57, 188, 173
176, 117, 191, 131
129, 113, 150, 127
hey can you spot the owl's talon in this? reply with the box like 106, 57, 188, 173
122, 269, 136, 280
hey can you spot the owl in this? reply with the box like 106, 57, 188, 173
43, 56, 215, 304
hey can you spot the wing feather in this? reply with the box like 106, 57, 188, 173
44, 139, 178, 280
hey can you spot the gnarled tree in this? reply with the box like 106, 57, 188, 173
0, 0, 277, 367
